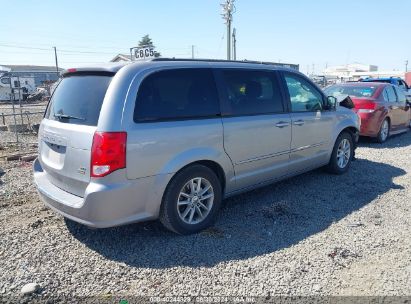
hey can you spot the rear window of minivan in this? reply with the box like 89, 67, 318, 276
45, 73, 113, 126
134, 69, 220, 122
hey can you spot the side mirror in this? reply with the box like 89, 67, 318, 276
325, 96, 337, 110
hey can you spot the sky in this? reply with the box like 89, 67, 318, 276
0, 0, 410, 74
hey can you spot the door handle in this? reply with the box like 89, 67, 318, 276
293, 120, 305, 126
275, 121, 290, 128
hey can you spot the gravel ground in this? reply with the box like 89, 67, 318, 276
0, 131, 410, 301
0, 132, 38, 148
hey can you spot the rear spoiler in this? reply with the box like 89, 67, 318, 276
61, 62, 130, 77
62, 70, 116, 78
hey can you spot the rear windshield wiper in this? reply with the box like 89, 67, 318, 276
54, 113, 85, 121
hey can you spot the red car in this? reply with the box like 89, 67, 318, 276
325, 82, 410, 142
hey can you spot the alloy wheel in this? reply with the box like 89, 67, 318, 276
177, 177, 214, 225
380, 120, 389, 142
336, 138, 351, 169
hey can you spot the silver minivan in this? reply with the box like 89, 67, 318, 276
34, 59, 360, 234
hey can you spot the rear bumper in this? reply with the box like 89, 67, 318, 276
33, 158, 171, 228
357, 111, 383, 137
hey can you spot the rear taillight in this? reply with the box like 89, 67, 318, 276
91, 132, 127, 177
357, 101, 376, 113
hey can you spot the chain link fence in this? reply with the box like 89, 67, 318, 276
0, 99, 47, 155
0, 71, 54, 155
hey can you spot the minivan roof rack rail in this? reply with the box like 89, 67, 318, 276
150, 58, 290, 66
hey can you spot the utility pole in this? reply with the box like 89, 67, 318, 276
53, 47, 59, 76
406, 60, 409, 72
232, 28, 237, 60
191, 45, 195, 59
221, 0, 235, 60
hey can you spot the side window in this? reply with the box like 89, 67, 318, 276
220, 69, 284, 116
386, 86, 397, 102
134, 69, 220, 122
394, 87, 406, 104
382, 88, 389, 102
397, 80, 406, 91
285, 74, 323, 112
399, 80, 409, 91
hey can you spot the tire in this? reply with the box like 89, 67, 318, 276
159, 164, 222, 235
327, 132, 354, 175
376, 118, 390, 143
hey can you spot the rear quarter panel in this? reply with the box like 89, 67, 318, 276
119, 66, 236, 193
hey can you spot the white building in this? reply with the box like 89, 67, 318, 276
110, 54, 132, 62
323, 63, 378, 80
322, 63, 406, 81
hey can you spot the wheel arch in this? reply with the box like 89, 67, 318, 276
382, 115, 391, 126
341, 126, 359, 143
165, 159, 227, 195
329, 121, 359, 162
157, 146, 234, 193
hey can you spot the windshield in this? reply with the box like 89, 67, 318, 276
324, 85, 377, 98
45, 74, 112, 126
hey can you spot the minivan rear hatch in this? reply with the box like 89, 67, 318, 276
39, 71, 114, 197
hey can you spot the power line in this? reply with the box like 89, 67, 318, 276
216, 32, 226, 58
0, 50, 51, 55
0, 43, 117, 55
0, 40, 125, 50
0, 42, 197, 56
58, 49, 114, 55
0, 43, 50, 51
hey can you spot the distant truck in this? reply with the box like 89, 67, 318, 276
0, 74, 36, 101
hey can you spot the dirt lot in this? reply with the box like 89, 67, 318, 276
0, 132, 410, 301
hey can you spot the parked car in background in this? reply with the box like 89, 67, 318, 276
360, 77, 411, 101
325, 82, 410, 143
34, 59, 360, 234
